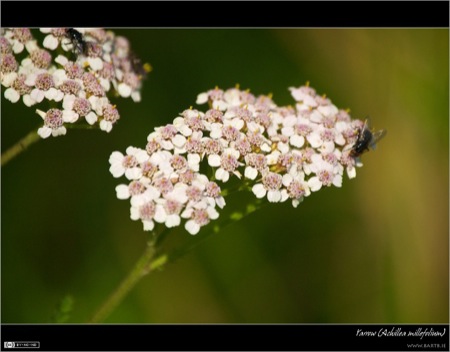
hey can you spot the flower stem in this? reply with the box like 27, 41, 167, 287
88, 238, 158, 323
87, 200, 265, 323
1, 129, 40, 167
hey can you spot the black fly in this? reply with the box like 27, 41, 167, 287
350, 119, 387, 158
129, 51, 151, 79
65, 28, 88, 57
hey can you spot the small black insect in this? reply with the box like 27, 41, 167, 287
350, 119, 387, 158
65, 28, 88, 56
129, 51, 151, 79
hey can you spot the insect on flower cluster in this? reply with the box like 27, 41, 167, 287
110, 84, 386, 235
0, 28, 150, 138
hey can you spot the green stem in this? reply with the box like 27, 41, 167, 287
87, 200, 265, 323
1, 129, 40, 166
155, 201, 263, 268
1, 124, 98, 167
88, 238, 157, 323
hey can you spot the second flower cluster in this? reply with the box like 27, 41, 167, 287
109, 84, 364, 235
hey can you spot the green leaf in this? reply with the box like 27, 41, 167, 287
50, 295, 74, 323
230, 212, 244, 221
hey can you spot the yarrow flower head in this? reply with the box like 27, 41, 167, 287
1, 28, 151, 138
110, 83, 385, 235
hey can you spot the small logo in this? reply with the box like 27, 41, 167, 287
3, 341, 39, 349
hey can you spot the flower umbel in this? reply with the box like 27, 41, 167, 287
110, 84, 384, 235
1, 28, 151, 139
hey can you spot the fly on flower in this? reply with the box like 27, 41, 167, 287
129, 51, 152, 79
65, 28, 88, 56
350, 119, 387, 158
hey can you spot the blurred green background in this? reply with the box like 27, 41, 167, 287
1, 29, 448, 323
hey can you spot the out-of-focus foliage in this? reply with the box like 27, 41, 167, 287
2, 29, 448, 323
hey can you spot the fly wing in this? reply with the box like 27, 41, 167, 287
369, 129, 387, 150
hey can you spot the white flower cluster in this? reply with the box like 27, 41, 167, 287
0, 28, 150, 138
110, 84, 365, 235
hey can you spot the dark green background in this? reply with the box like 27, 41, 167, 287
2, 29, 448, 323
